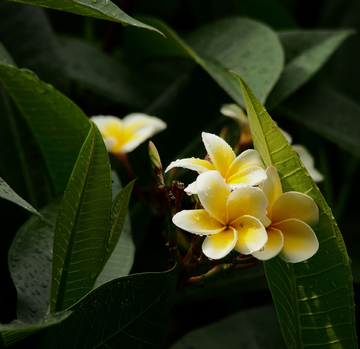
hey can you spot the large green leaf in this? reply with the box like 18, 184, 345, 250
235, 73, 357, 348
0, 311, 71, 348
266, 30, 353, 109
50, 122, 112, 312
3, 0, 164, 36
0, 177, 45, 223
0, 63, 91, 194
15, 267, 177, 348
171, 304, 286, 349
280, 83, 360, 158
8, 199, 60, 321
125, 16, 284, 107
94, 178, 135, 287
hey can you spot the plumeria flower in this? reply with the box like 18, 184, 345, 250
172, 171, 269, 259
165, 132, 266, 194
220, 104, 324, 183
252, 166, 319, 263
91, 113, 166, 154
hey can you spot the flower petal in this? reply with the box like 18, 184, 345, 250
233, 216, 268, 254
226, 149, 265, 178
202, 132, 235, 177
274, 219, 319, 263
292, 145, 324, 183
252, 227, 284, 260
227, 186, 268, 224
165, 158, 214, 173
272, 192, 319, 227
122, 113, 166, 133
172, 209, 225, 235
184, 181, 198, 195
227, 166, 267, 189
202, 227, 237, 259
91, 116, 124, 153
196, 171, 230, 225
260, 166, 282, 218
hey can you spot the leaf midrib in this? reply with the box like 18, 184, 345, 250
55, 126, 95, 312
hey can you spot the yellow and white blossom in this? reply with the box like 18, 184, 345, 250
253, 166, 319, 263
165, 132, 266, 194
172, 171, 269, 259
91, 114, 166, 154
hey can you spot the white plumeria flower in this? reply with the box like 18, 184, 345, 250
91, 113, 166, 154
253, 166, 319, 263
172, 171, 269, 259
165, 132, 266, 194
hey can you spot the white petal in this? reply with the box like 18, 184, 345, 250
233, 216, 268, 255
184, 181, 198, 195
226, 149, 265, 179
279, 127, 293, 144
196, 171, 230, 225
172, 210, 225, 235
292, 145, 324, 183
90, 115, 122, 131
274, 219, 319, 263
122, 113, 167, 132
252, 227, 284, 260
165, 158, 214, 173
202, 227, 237, 259
260, 166, 282, 218
220, 104, 248, 125
272, 192, 319, 227
202, 132, 235, 177
227, 166, 267, 189
227, 186, 268, 224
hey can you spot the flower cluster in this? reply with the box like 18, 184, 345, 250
168, 132, 319, 263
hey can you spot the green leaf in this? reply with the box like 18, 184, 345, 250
59, 37, 149, 109
0, 63, 91, 194
0, 177, 45, 223
280, 83, 360, 158
266, 30, 353, 109
170, 304, 286, 349
50, 122, 112, 312
8, 199, 60, 321
0, 311, 71, 347
4, 0, 164, 36
235, 73, 357, 348
95, 178, 136, 287
124, 16, 284, 107
23, 267, 177, 348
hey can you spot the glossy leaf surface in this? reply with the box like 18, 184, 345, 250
8, 199, 60, 321
0, 177, 45, 223
51, 122, 112, 312
0, 63, 90, 194
3, 0, 164, 36
235, 73, 357, 349
0, 311, 71, 347
267, 30, 353, 109
125, 16, 284, 107
18, 267, 178, 348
